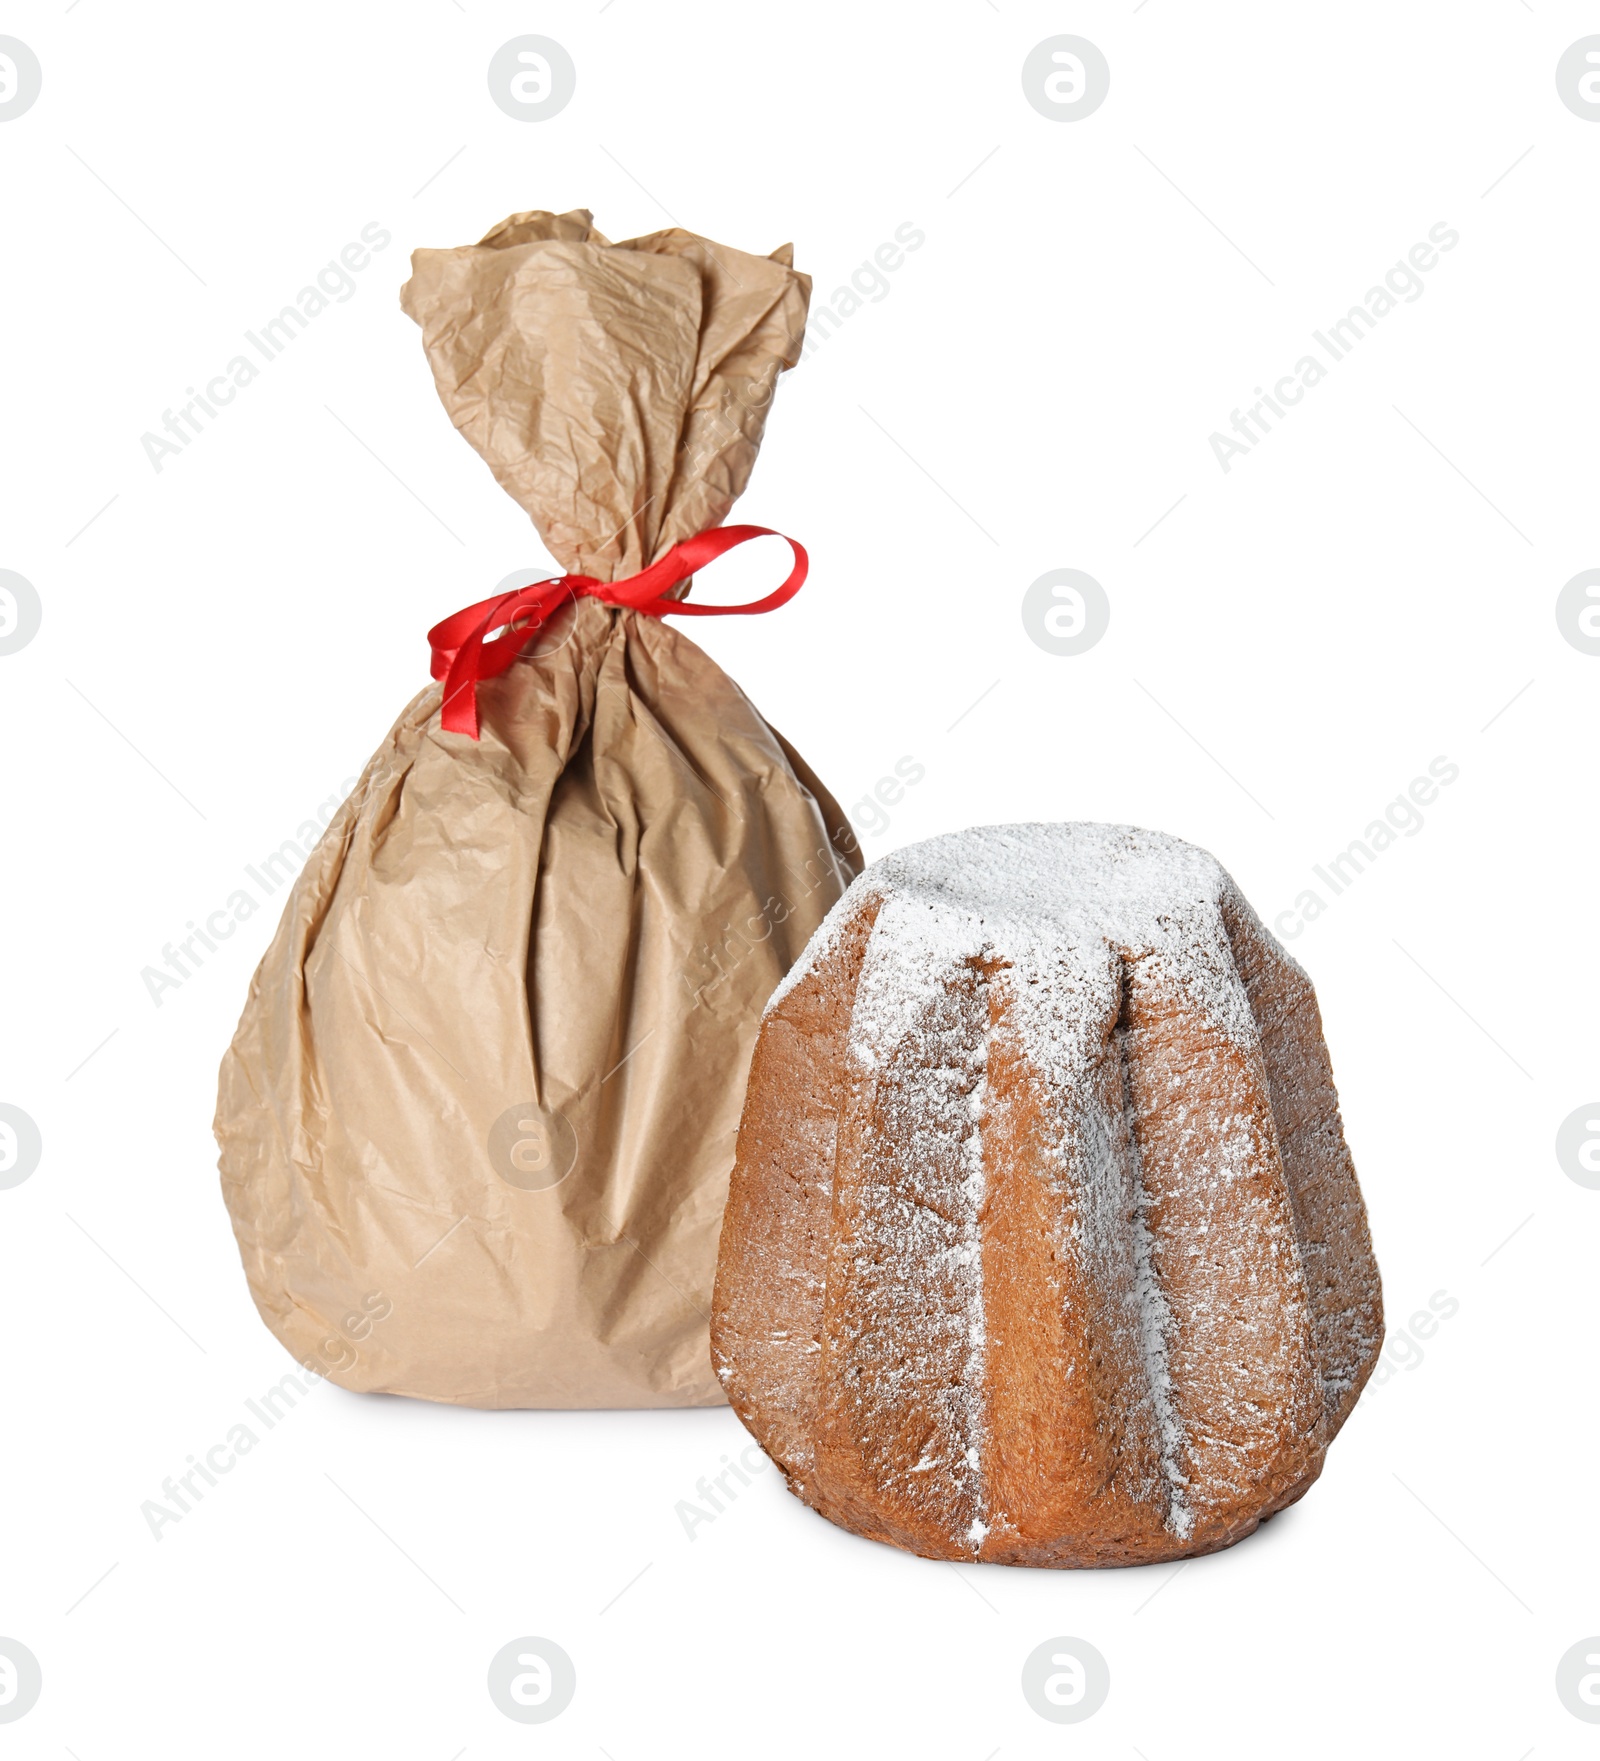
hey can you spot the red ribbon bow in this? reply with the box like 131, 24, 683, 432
427, 524, 808, 739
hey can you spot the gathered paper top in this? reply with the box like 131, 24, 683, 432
400, 209, 811, 582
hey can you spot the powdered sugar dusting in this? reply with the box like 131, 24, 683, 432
801, 825, 1270, 1548
728, 821, 1378, 1564
1124, 1130, 1193, 1538
771, 824, 1258, 1042
833, 892, 995, 1547
767, 883, 864, 1015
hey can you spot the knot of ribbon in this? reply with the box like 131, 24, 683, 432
427, 524, 808, 739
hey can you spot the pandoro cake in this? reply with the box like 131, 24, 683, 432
711, 823, 1383, 1567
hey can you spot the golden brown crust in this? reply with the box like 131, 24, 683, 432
711, 825, 1383, 1566
1219, 886, 1385, 1437
711, 892, 883, 1476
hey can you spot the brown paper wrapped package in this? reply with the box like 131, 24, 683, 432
214, 210, 859, 1408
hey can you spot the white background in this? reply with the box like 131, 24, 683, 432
1, 3, 1595, 1755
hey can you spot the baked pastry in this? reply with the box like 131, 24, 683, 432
711, 823, 1383, 1566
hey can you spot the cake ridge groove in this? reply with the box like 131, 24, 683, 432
713, 823, 1384, 1567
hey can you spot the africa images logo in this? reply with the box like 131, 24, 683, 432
1208, 224, 1459, 472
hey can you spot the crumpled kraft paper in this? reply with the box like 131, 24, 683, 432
214, 210, 859, 1408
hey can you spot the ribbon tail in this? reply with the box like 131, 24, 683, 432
439, 643, 483, 738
